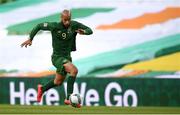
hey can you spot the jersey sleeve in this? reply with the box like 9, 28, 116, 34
29, 22, 54, 41
75, 21, 93, 35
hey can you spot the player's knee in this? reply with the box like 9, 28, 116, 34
54, 79, 63, 86
70, 68, 78, 76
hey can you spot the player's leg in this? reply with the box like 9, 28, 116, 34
37, 73, 66, 102
64, 62, 81, 107
37, 56, 67, 102
54, 72, 66, 86
63, 62, 78, 105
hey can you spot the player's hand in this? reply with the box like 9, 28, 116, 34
21, 39, 32, 48
75, 29, 85, 35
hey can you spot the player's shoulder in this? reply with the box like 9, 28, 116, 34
43, 22, 58, 25
48, 22, 58, 26
45, 22, 59, 28
71, 20, 81, 26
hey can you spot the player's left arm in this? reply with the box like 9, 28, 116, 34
75, 22, 93, 35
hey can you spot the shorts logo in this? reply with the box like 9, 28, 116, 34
43, 23, 48, 27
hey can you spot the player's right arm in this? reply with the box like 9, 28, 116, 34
21, 22, 52, 48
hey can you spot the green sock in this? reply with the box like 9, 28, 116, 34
42, 80, 57, 92
67, 76, 76, 100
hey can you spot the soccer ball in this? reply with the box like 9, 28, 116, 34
69, 93, 82, 108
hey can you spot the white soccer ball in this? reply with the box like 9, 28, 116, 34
69, 93, 82, 108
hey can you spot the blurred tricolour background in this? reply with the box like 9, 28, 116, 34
0, 0, 180, 77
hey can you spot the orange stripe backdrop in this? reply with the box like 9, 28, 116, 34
97, 7, 180, 30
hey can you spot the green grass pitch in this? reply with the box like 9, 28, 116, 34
0, 105, 180, 114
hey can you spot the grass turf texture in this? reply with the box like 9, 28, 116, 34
0, 105, 180, 114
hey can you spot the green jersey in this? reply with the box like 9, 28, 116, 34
29, 20, 93, 57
